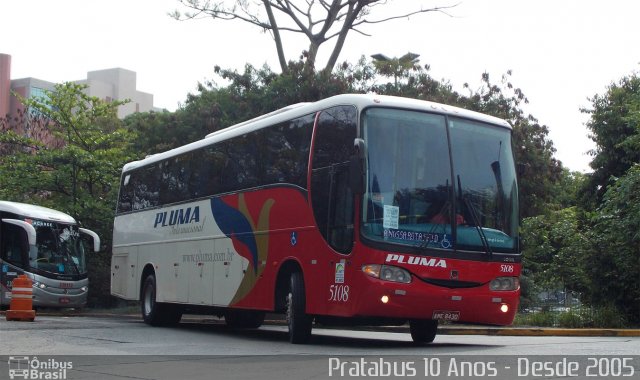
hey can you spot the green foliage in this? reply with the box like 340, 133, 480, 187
582, 165, 640, 323
521, 207, 590, 292
0, 82, 137, 307
514, 311, 556, 327
563, 73, 640, 325
581, 73, 640, 207
515, 305, 630, 328
556, 309, 582, 328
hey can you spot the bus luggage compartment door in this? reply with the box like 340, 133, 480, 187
111, 251, 136, 300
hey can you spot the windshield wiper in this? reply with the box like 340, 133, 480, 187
458, 176, 492, 256
462, 197, 493, 256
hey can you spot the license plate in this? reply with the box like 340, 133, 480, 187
432, 310, 460, 321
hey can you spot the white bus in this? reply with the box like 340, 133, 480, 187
0, 201, 100, 308
111, 94, 520, 344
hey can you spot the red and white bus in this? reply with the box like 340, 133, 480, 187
110, 94, 520, 343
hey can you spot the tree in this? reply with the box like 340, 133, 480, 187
0, 108, 53, 156
573, 71, 640, 324
521, 207, 589, 299
370, 52, 421, 89
584, 165, 640, 323
0, 82, 138, 307
581, 73, 640, 208
171, 0, 456, 74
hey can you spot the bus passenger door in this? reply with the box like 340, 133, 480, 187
1, 221, 30, 305
310, 106, 357, 315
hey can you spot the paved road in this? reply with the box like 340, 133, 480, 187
1, 315, 639, 379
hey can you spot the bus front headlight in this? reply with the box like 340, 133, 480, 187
33, 281, 47, 289
362, 264, 412, 284
489, 277, 520, 291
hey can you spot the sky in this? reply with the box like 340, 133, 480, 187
2, 0, 639, 173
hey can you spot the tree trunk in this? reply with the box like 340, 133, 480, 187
305, 41, 320, 74
263, 0, 288, 73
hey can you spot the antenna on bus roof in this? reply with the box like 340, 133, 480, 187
205, 102, 310, 139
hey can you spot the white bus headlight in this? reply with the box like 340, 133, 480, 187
362, 264, 412, 283
33, 281, 47, 289
490, 277, 520, 291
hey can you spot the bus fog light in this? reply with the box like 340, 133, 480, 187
81, 286, 88, 292
500, 304, 509, 313
489, 277, 519, 291
381, 295, 389, 304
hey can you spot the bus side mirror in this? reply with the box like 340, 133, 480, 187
349, 138, 366, 194
80, 228, 101, 252
2, 218, 36, 246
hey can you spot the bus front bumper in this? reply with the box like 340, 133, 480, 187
353, 278, 520, 326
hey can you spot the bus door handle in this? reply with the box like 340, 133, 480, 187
197, 262, 204, 277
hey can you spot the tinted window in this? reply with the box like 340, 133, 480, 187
116, 113, 314, 214
1, 223, 27, 266
311, 106, 357, 254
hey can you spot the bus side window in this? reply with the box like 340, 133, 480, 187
311, 105, 357, 254
117, 174, 133, 213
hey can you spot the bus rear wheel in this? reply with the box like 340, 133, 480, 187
409, 319, 438, 344
286, 272, 312, 344
224, 309, 266, 329
141, 274, 182, 326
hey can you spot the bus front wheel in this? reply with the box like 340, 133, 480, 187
141, 274, 182, 326
409, 319, 438, 344
286, 272, 312, 344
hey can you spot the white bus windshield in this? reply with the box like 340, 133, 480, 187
360, 108, 519, 254
29, 220, 87, 276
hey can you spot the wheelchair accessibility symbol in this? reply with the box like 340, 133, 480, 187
290, 231, 297, 246
441, 235, 452, 249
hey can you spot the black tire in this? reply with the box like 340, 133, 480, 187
409, 319, 438, 344
224, 309, 266, 329
141, 274, 182, 326
286, 272, 312, 344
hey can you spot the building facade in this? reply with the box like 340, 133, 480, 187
76, 68, 156, 119
0, 53, 158, 121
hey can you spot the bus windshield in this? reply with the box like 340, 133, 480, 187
28, 220, 87, 276
361, 108, 519, 254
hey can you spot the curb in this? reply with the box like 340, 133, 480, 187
436, 326, 640, 337
330, 324, 640, 337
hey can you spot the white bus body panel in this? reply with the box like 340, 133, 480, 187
112, 199, 247, 306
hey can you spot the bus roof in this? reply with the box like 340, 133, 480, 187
122, 94, 512, 172
0, 201, 77, 224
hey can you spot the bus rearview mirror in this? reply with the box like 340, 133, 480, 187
80, 228, 101, 252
